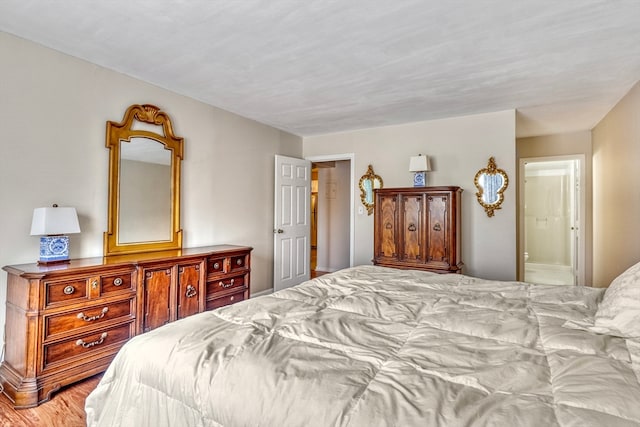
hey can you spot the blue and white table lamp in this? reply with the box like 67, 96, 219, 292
30, 204, 81, 265
409, 154, 431, 187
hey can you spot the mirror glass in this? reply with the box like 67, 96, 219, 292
362, 177, 382, 204
363, 179, 373, 204
118, 138, 172, 243
359, 165, 383, 215
474, 157, 509, 217
104, 104, 183, 256
477, 173, 504, 204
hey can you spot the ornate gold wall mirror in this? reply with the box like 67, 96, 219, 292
359, 165, 383, 215
104, 104, 183, 256
474, 157, 508, 217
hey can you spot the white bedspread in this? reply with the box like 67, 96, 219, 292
85, 266, 640, 427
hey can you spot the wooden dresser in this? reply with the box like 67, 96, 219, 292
0, 244, 252, 408
373, 187, 462, 273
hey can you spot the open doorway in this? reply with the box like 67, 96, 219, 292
307, 154, 355, 278
519, 155, 585, 285
311, 166, 319, 273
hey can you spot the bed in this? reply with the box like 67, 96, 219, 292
85, 264, 640, 426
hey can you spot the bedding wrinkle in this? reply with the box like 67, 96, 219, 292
339, 319, 423, 427
86, 266, 640, 427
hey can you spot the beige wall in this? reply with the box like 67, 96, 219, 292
592, 81, 640, 286
0, 32, 302, 350
516, 131, 593, 284
303, 110, 517, 280
316, 160, 351, 272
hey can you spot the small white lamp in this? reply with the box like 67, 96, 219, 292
30, 204, 81, 264
409, 154, 431, 187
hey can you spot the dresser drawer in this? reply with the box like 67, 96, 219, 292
44, 279, 89, 307
43, 298, 135, 340
207, 251, 250, 277
206, 274, 246, 296
100, 270, 134, 296
207, 257, 226, 274
229, 254, 249, 272
42, 322, 133, 370
206, 291, 244, 310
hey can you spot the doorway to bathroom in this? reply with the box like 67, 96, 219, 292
520, 155, 585, 285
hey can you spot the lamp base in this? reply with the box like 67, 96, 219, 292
38, 235, 71, 264
413, 171, 427, 187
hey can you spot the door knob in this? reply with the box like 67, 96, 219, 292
274, 229, 284, 234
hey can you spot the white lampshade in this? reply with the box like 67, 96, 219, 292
30, 206, 81, 236
409, 155, 431, 172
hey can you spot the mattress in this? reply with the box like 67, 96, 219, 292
85, 265, 640, 426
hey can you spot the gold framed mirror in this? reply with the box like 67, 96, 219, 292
104, 104, 183, 256
474, 157, 508, 217
359, 165, 383, 215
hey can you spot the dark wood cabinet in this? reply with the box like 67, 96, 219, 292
373, 187, 462, 273
0, 244, 251, 408
142, 266, 173, 332
176, 263, 202, 321
139, 260, 205, 333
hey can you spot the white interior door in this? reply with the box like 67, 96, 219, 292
571, 159, 583, 285
274, 155, 311, 292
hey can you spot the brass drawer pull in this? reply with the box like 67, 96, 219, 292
77, 307, 108, 322
63, 285, 75, 295
220, 279, 235, 289
92, 280, 98, 290
76, 332, 107, 348
408, 223, 416, 232
433, 223, 441, 231
185, 285, 197, 298
113, 278, 123, 286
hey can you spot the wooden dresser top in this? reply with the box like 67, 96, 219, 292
3, 245, 253, 278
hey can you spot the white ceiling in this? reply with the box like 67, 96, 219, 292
1, 1, 639, 137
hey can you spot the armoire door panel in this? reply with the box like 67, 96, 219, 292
401, 194, 423, 262
427, 195, 449, 264
375, 194, 398, 260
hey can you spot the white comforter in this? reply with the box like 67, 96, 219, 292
85, 266, 640, 427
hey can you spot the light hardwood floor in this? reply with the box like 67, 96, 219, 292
0, 374, 101, 427
310, 247, 330, 279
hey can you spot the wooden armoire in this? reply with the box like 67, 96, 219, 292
373, 186, 463, 273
